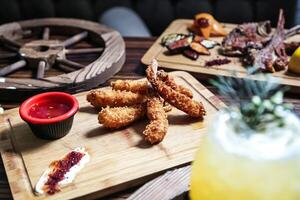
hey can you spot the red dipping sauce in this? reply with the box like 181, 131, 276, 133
29, 101, 71, 119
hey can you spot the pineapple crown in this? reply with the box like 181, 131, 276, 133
210, 73, 293, 132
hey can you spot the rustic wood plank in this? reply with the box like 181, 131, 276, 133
0, 71, 225, 200
128, 166, 191, 200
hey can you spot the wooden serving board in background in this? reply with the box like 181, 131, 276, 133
142, 19, 300, 88
0, 71, 225, 200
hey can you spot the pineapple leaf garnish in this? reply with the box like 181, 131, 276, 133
210, 73, 293, 132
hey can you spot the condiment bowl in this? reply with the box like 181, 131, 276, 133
19, 92, 79, 139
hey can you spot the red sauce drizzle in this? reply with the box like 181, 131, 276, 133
29, 101, 70, 119
44, 151, 84, 195
205, 58, 231, 67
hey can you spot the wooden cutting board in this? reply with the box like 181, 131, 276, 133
142, 19, 300, 88
0, 71, 225, 200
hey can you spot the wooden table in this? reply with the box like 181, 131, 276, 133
1, 37, 300, 200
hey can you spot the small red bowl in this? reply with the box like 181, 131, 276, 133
20, 92, 79, 139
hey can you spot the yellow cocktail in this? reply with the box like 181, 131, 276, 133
190, 110, 300, 200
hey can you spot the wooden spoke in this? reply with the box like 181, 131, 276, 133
56, 58, 85, 69
65, 47, 104, 55
0, 60, 26, 76
36, 61, 46, 79
63, 31, 88, 48
0, 45, 18, 52
42, 27, 50, 40
55, 64, 74, 72
0, 52, 17, 60
0, 36, 21, 49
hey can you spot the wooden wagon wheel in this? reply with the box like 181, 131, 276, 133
0, 18, 125, 101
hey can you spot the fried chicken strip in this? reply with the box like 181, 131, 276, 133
99, 104, 146, 129
146, 60, 206, 118
163, 102, 173, 113
143, 97, 169, 144
87, 89, 147, 109
157, 70, 193, 98
111, 80, 149, 94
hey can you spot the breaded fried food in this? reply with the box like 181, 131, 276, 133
87, 89, 147, 109
157, 70, 193, 98
146, 60, 206, 118
111, 80, 149, 94
99, 104, 146, 129
143, 97, 169, 144
163, 102, 173, 113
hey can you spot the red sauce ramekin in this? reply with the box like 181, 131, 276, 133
19, 92, 79, 139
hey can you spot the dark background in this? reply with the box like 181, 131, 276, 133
0, 0, 298, 36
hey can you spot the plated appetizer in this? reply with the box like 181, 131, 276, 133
87, 59, 206, 144
160, 10, 300, 71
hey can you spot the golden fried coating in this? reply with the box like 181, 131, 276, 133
87, 89, 147, 109
146, 60, 206, 118
99, 104, 146, 129
163, 102, 173, 113
143, 97, 169, 144
157, 70, 193, 98
111, 80, 149, 94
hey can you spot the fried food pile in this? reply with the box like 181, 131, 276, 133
87, 59, 206, 144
